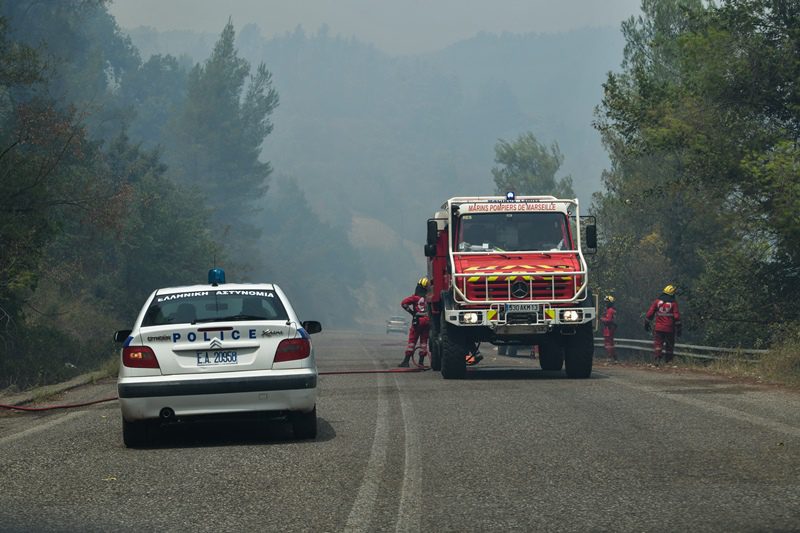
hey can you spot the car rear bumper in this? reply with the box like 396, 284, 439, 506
118, 369, 317, 421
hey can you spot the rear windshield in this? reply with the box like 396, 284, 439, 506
142, 289, 289, 326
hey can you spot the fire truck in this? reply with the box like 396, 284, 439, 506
424, 193, 598, 379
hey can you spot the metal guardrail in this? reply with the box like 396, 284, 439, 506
593, 337, 769, 362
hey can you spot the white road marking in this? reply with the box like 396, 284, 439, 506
344, 351, 390, 533
0, 411, 89, 446
394, 373, 422, 533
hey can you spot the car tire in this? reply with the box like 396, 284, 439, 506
539, 334, 565, 371
440, 320, 467, 380
122, 418, 155, 448
291, 406, 318, 440
564, 323, 593, 378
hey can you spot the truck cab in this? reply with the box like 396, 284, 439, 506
425, 194, 597, 379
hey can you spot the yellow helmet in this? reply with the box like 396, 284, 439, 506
604, 295, 615, 303
418, 277, 430, 288
663, 284, 676, 296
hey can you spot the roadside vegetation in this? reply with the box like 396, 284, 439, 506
0, 1, 359, 390
589, 0, 800, 364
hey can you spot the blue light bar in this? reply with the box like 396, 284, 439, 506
208, 268, 226, 285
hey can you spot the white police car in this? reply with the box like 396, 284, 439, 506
114, 269, 321, 447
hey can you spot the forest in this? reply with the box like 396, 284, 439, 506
1, 0, 798, 389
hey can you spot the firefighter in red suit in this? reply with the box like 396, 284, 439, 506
644, 284, 682, 364
398, 277, 431, 368
600, 295, 618, 360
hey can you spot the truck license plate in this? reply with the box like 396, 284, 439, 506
505, 303, 539, 313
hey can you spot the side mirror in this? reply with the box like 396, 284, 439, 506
426, 219, 438, 246
424, 243, 437, 257
302, 321, 322, 334
114, 329, 132, 343
585, 224, 597, 249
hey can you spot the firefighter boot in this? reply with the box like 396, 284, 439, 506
398, 354, 411, 368
417, 353, 426, 367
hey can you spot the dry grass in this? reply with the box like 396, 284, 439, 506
96, 355, 120, 381
603, 345, 800, 391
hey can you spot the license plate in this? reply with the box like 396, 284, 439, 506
506, 303, 539, 313
196, 351, 238, 366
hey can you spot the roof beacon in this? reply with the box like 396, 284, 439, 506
208, 268, 226, 286
506, 191, 516, 201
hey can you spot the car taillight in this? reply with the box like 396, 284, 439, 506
274, 338, 311, 362
123, 346, 160, 368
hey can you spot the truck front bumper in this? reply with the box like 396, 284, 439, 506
443, 304, 595, 329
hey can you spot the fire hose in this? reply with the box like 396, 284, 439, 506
0, 350, 431, 412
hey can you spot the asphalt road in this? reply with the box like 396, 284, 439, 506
1, 331, 799, 532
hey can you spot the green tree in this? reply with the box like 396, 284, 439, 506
166, 20, 278, 257
592, 0, 800, 346
491, 132, 574, 197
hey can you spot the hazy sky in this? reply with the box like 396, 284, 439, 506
109, 0, 644, 55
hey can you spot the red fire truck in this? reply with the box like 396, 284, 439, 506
424, 193, 597, 379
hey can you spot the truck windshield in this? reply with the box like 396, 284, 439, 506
456, 212, 573, 252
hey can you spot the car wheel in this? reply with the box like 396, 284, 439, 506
564, 323, 593, 378
122, 418, 155, 448
291, 406, 318, 440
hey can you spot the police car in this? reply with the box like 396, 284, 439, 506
113, 269, 321, 447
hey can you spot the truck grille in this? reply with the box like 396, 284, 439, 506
464, 276, 579, 302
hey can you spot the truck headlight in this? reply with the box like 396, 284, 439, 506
459, 312, 481, 324
560, 310, 582, 322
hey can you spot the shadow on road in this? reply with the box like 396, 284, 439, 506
465, 367, 608, 380
139, 416, 336, 449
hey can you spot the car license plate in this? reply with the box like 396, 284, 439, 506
196, 351, 238, 366
505, 303, 539, 313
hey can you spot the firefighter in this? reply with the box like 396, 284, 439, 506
600, 295, 617, 360
398, 277, 431, 368
644, 284, 682, 364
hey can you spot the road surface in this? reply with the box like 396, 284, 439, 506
1, 331, 798, 532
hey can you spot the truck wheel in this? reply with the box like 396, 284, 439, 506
564, 323, 593, 378
440, 321, 467, 379
539, 334, 564, 371
430, 338, 442, 371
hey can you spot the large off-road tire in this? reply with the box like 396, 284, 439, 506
539, 333, 564, 371
291, 406, 318, 440
122, 418, 156, 448
564, 323, 594, 378
430, 337, 442, 371
440, 320, 467, 379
